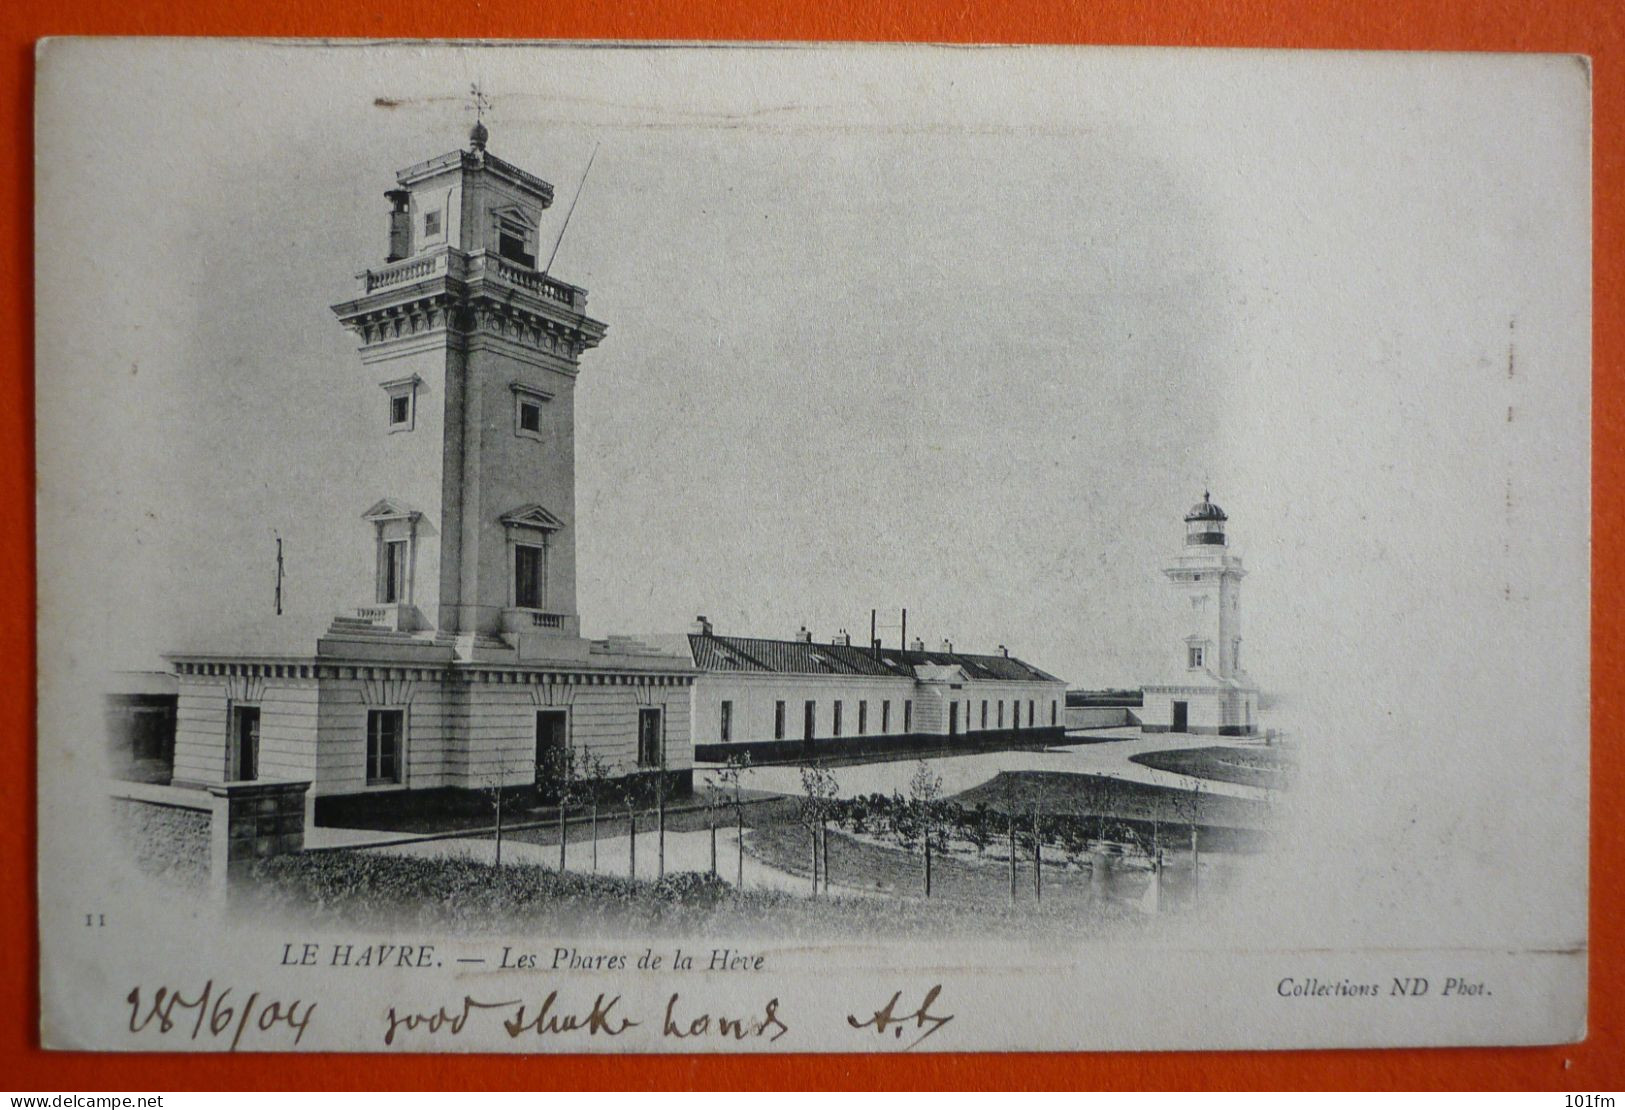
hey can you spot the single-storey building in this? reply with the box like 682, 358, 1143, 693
677, 619, 1068, 763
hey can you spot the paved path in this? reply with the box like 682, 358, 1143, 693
305, 824, 435, 850
699, 731, 1270, 803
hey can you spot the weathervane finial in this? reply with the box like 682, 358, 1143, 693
467, 81, 492, 151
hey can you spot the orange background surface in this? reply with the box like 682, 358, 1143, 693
1, 0, 1619, 1091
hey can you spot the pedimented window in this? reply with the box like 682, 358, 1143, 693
501, 504, 564, 612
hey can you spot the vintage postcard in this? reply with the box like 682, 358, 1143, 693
34, 40, 1591, 1053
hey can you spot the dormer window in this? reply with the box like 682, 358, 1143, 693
381, 375, 420, 433
511, 381, 552, 442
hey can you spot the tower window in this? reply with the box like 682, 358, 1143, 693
511, 383, 552, 441
381, 540, 408, 604
424, 209, 442, 238
381, 375, 420, 433
515, 543, 546, 609
1188, 645, 1206, 669
498, 216, 536, 268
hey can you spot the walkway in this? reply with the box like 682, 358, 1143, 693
699, 731, 1270, 803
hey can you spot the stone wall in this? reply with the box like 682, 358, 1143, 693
1064, 706, 1137, 730
110, 780, 310, 896
110, 794, 211, 890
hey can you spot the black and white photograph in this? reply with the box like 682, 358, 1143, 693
35, 40, 1590, 1053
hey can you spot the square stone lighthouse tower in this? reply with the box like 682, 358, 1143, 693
1141, 493, 1259, 736
329, 117, 605, 649
166, 121, 695, 813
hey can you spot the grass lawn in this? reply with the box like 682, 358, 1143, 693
1128, 746, 1297, 790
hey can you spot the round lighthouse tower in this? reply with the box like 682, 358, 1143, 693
1141, 493, 1259, 736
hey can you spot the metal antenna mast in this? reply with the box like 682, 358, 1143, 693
273, 533, 284, 616
544, 142, 599, 277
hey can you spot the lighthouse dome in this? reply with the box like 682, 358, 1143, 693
1184, 492, 1228, 523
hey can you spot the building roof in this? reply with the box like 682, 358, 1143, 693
687, 633, 1063, 684
1185, 491, 1228, 523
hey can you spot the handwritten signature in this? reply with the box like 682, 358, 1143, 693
126, 981, 315, 1050
847, 985, 954, 1049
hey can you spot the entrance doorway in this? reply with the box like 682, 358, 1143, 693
1171, 700, 1188, 733
535, 710, 568, 785
230, 705, 260, 781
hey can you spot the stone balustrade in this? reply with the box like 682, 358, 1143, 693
360, 247, 585, 311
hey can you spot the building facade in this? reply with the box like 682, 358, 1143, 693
1140, 493, 1259, 736
682, 620, 1067, 763
164, 123, 696, 816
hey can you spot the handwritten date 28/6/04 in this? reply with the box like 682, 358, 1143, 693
848, 985, 953, 1049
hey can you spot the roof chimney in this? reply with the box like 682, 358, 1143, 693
999, 644, 1009, 658
940, 638, 954, 653
692, 615, 713, 637
385, 189, 411, 262
794, 626, 813, 643
831, 629, 851, 646
908, 637, 925, 652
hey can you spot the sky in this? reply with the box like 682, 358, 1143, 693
37, 42, 1593, 951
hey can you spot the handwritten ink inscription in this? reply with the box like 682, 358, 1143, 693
847, 985, 954, 1049
126, 981, 315, 1050
383, 991, 788, 1047
122, 978, 950, 1051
